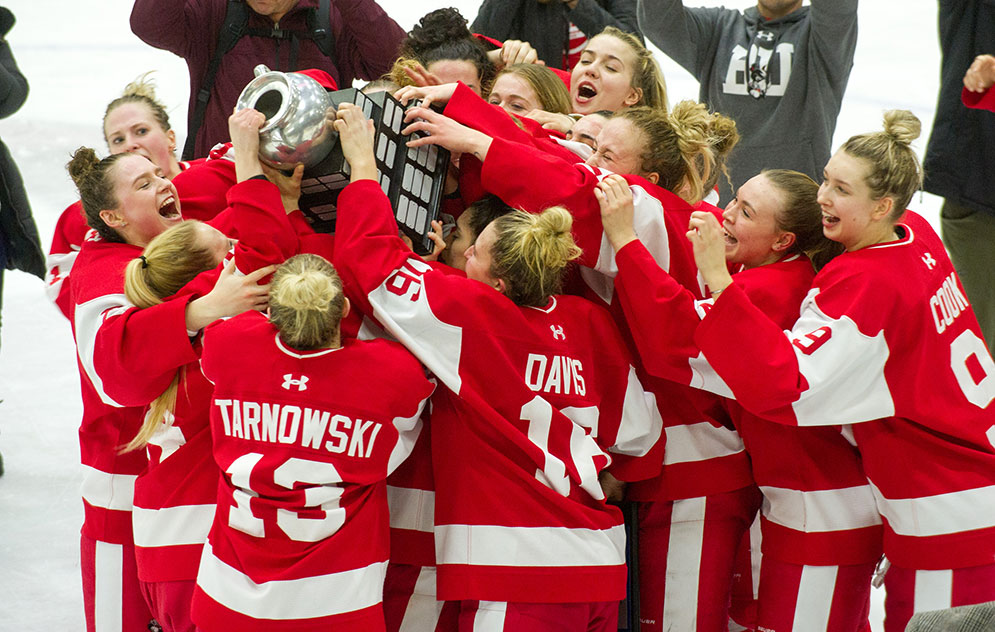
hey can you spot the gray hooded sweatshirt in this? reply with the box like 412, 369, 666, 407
637, 1, 858, 202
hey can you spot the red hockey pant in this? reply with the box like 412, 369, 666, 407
81, 535, 154, 632
636, 486, 761, 632
457, 600, 617, 632
883, 561, 995, 632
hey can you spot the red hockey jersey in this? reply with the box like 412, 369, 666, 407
696, 219, 995, 570
191, 314, 433, 631
615, 241, 882, 565
333, 179, 662, 603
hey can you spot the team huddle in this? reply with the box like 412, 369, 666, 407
41, 1, 995, 632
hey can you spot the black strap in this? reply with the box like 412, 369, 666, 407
183, 0, 248, 160
183, 0, 337, 160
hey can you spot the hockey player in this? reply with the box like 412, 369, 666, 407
687, 111, 995, 631
190, 252, 434, 631
600, 169, 882, 631
332, 102, 662, 631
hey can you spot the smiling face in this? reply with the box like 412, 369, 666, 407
585, 118, 649, 178
487, 73, 541, 116
427, 59, 483, 95
570, 34, 641, 115
104, 102, 179, 179
721, 174, 793, 268
817, 150, 896, 251
99, 154, 182, 247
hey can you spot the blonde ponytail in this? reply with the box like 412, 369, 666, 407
122, 220, 218, 452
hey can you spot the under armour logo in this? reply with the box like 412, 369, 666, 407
282, 374, 309, 391
922, 253, 937, 270
550, 325, 565, 340
756, 31, 775, 43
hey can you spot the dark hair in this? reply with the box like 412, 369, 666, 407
762, 169, 844, 271
466, 195, 515, 242
397, 8, 495, 90
67, 147, 130, 243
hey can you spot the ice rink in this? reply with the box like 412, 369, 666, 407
0, 1, 943, 628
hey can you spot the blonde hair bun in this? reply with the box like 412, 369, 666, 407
882, 110, 921, 146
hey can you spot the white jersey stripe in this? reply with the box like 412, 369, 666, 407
196, 540, 387, 619
45, 249, 79, 303
81, 465, 136, 511
793, 565, 837, 631
386, 486, 435, 533
132, 504, 215, 547
663, 421, 744, 465
435, 524, 626, 568
760, 485, 882, 533
870, 481, 995, 537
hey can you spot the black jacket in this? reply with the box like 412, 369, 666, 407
471, 0, 642, 70
923, 0, 995, 217
0, 6, 44, 279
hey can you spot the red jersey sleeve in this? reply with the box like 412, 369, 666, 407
47, 200, 90, 319
962, 85, 995, 112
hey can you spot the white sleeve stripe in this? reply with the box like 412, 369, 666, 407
74, 294, 131, 408
663, 421, 744, 465
759, 484, 882, 533
44, 250, 79, 301
611, 367, 663, 456
80, 464, 136, 511
386, 486, 435, 533
869, 481, 995, 538
367, 259, 464, 395
132, 504, 215, 547
790, 289, 895, 426
386, 386, 431, 475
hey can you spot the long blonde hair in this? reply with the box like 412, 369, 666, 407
122, 221, 218, 452
269, 254, 347, 350
495, 64, 572, 115
489, 206, 582, 307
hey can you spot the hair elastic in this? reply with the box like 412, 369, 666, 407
139, 255, 149, 268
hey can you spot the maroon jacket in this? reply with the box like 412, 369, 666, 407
131, 0, 405, 157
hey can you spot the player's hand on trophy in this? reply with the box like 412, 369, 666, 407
402, 107, 493, 162
333, 103, 377, 182
422, 220, 447, 262
395, 82, 458, 109
229, 107, 267, 181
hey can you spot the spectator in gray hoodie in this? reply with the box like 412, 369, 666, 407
636, 0, 857, 202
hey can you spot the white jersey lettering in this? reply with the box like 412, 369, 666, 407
524, 353, 586, 396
